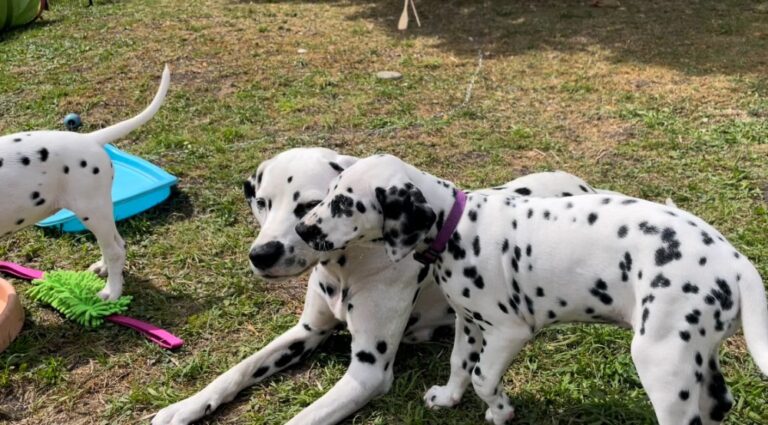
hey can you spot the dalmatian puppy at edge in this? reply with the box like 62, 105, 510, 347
295, 154, 768, 425
151, 147, 611, 425
0, 66, 170, 301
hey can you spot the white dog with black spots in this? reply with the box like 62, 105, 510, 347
0, 66, 170, 300
295, 154, 768, 425
152, 147, 608, 425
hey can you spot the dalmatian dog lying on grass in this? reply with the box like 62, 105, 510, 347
151, 147, 612, 425
295, 154, 768, 425
0, 66, 170, 301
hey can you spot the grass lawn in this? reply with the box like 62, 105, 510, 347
2, 0, 768, 423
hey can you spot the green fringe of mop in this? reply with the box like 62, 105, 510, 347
27, 271, 132, 328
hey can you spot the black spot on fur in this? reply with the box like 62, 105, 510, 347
20, 156, 30, 166
590, 279, 613, 305
330, 194, 355, 218
356, 351, 376, 364
329, 161, 344, 173
707, 367, 733, 421
655, 227, 683, 266
243, 180, 256, 200
682, 282, 699, 294
650, 273, 671, 288
376, 341, 387, 354
63, 165, 69, 174
617, 225, 628, 238
92, 167, 100, 174
639, 221, 659, 235
80, 160, 87, 168
293, 200, 320, 218
514, 187, 531, 195
472, 236, 481, 256
587, 212, 598, 225
253, 366, 269, 378
37, 148, 49, 162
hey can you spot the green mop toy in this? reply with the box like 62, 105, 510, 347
0, 261, 183, 349
27, 270, 131, 328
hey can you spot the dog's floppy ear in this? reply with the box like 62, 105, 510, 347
375, 182, 436, 262
244, 159, 272, 204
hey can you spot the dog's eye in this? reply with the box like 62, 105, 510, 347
255, 198, 267, 209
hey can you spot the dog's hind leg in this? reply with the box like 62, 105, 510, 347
88, 233, 125, 278
697, 353, 734, 425
631, 334, 704, 425
152, 278, 338, 425
70, 197, 126, 301
470, 326, 531, 425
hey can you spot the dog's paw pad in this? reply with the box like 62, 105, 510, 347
424, 385, 460, 409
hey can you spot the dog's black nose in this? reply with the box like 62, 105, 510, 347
249, 241, 285, 270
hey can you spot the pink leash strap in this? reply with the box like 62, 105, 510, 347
106, 315, 184, 350
0, 260, 184, 350
0, 261, 45, 280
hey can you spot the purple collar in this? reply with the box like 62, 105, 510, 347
414, 189, 467, 265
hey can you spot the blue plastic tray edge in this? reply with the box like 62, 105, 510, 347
36, 145, 178, 231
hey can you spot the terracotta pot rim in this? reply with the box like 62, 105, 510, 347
0, 278, 24, 353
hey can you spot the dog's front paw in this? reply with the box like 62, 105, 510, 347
88, 259, 108, 277
97, 287, 120, 301
424, 385, 462, 409
152, 396, 214, 425
485, 404, 515, 424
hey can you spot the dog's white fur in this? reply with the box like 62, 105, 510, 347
0, 66, 170, 300
297, 154, 768, 425
151, 147, 606, 425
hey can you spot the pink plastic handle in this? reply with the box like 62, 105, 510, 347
106, 314, 184, 350
0, 261, 44, 280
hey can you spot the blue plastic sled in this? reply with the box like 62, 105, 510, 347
37, 145, 177, 232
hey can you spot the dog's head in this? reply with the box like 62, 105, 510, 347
296, 154, 438, 263
243, 148, 357, 278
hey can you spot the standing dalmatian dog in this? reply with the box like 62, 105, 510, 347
152, 147, 608, 425
296, 154, 768, 425
0, 66, 170, 300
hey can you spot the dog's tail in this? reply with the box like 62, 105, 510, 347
738, 264, 768, 376
86, 65, 170, 146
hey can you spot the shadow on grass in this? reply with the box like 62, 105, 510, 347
0, 18, 60, 43
172, 329, 654, 424
1, 268, 213, 372
37, 187, 195, 241
233, 0, 768, 76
